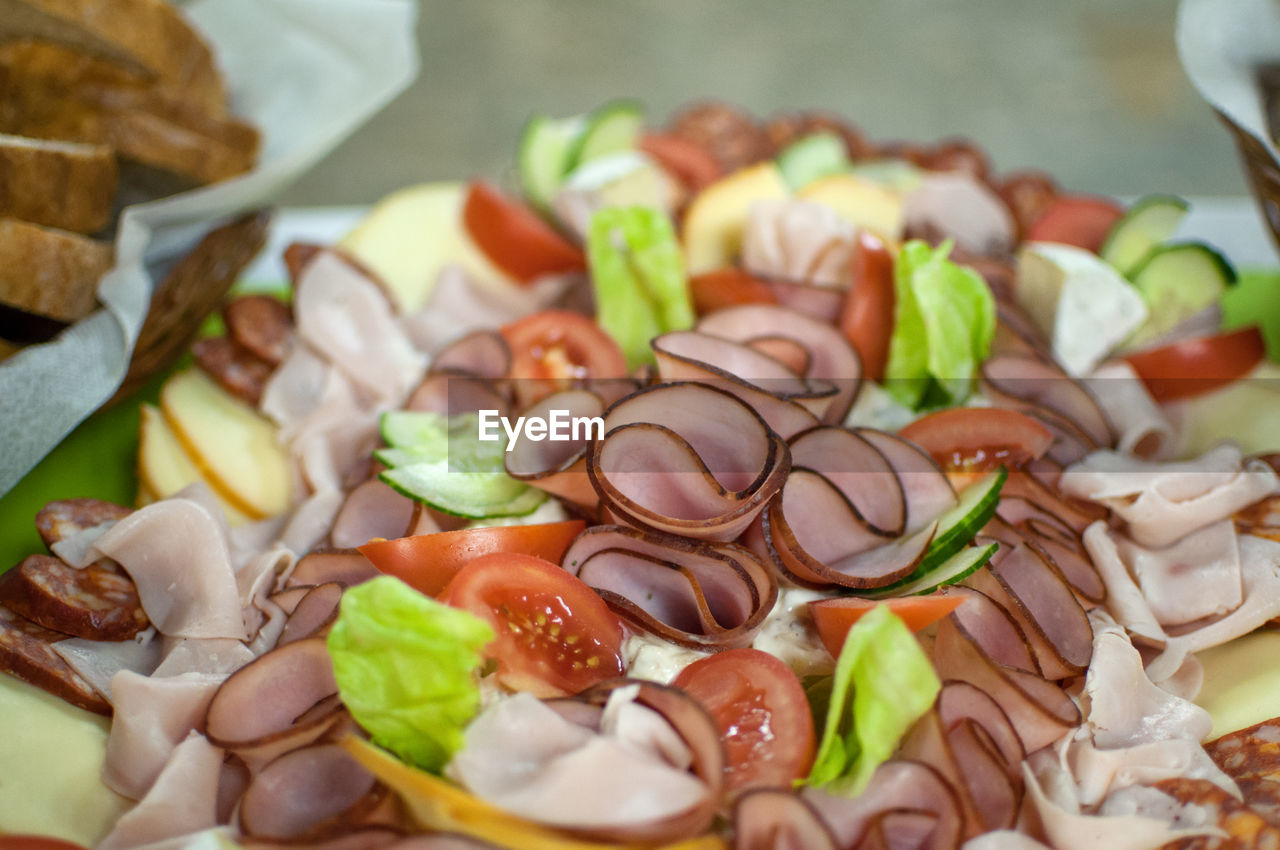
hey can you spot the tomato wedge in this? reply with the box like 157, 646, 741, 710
462, 181, 586, 284
358, 520, 586, 598
500, 309, 628, 383
1025, 195, 1124, 253
1125, 326, 1267, 403
898, 407, 1054, 471
809, 596, 963, 659
638, 132, 723, 191
444, 553, 624, 698
688, 268, 779, 315
672, 648, 814, 795
838, 231, 895, 382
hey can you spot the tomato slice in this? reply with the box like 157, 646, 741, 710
500, 309, 628, 408
462, 181, 586, 284
671, 648, 815, 795
358, 520, 586, 598
898, 407, 1054, 471
809, 596, 964, 659
688, 268, 779, 315
638, 132, 723, 191
1125, 326, 1267, 403
444, 552, 624, 697
838, 232, 895, 382
1024, 195, 1124, 253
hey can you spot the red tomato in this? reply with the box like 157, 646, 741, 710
688, 268, 779, 315
809, 596, 963, 659
1125, 326, 1267, 403
358, 520, 586, 598
462, 181, 586, 284
500, 309, 628, 408
1024, 195, 1124, 253
0, 838, 88, 850
444, 553, 624, 697
838, 232, 895, 382
898, 407, 1054, 471
672, 648, 815, 795
639, 132, 723, 191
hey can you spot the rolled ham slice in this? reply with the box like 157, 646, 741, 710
589, 383, 790, 542
732, 788, 839, 850
287, 550, 381, 589
741, 198, 856, 288
981, 355, 1113, 448
803, 760, 964, 850
562, 525, 777, 649
789, 427, 906, 537
330, 479, 418, 550
239, 743, 386, 839
505, 389, 605, 510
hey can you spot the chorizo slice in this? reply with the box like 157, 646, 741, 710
0, 604, 110, 715
193, 335, 274, 407
0, 554, 149, 640
35, 498, 131, 548
224, 294, 293, 366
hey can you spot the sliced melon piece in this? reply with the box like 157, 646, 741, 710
160, 369, 293, 520
137, 403, 254, 525
339, 182, 513, 313
682, 162, 789, 275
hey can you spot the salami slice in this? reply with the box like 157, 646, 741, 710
35, 498, 131, 548
0, 554, 148, 640
0, 604, 110, 715
193, 335, 274, 406
224, 294, 294, 366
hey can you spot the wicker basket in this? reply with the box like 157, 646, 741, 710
1220, 100, 1280, 256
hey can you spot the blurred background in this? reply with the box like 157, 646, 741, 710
279, 0, 1249, 206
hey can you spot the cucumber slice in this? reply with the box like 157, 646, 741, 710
1126, 241, 1237, 348
569, 100, 644, 168
863, 543, 998, 598
518, 114, 585, 212
916, 467, 1005, 570
776, 132, 850, 191
1100, 195, 1189, 277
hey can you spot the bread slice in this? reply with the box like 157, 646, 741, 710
0, 41, 259, 184
0, 218, 112, 322
0, 133, 117, 233
0, 0, 227, 115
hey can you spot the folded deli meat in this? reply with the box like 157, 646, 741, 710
2, 101, 1280, 850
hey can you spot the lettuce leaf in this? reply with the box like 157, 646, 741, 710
884, 239, 996, 409
587, 206, 694, 368
327, 576, 494, 773
806, 604, 940, 796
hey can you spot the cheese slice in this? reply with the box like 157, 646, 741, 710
1196, 630, 1280, 740
0, 673, 129, 843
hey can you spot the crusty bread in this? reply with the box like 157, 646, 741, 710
0, 0, 227, 115
0, 41, 259, 185
0, 218, 112, 322
0, 133, 117, 233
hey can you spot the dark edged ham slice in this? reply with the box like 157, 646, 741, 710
763, 468, 938, 589
999, 470, 1107, 534
981, 355, 1113, 448
936, 680, 1025, 770
697, 304, 863, 425
803, 760, 964, 850
589, 383, 790, 543
789, 427, 906, 537
288, 550, 381, 588
239, 743, 387, 840
764, 279, 844, 323
0, 603, 109, 714
990, 499, 1106, 604
855, 429, 957, 532
279, 583, 344, 646
0, 553, 148, 640
205, 637, 346, 771
732, 787, 839, 850
651, 331, 826, 440
562, 525, 777, 649
505, 388, 604, 510
330, 479, 419, 551
405, 372, 511, 420
932, 590, 1079, 754
429, 330, 512, 379
964, 544, 1093, 680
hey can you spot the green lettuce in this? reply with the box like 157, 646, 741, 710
806, 604, 940, 796
884, 239, 996, 409
587, 206, 695, 368
327, 576, 494, 773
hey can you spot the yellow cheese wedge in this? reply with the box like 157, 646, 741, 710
136, 403, 254, 525
796, 173, 905, 242
1196, 630, 1280, 740
0, 673, 129, 844
682, 162, 789, 275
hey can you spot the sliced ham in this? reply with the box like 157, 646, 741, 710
1085, 361, 1174, 460
741, 199, 856, 288
505, 389, 604, 510
238, 744, 383, 839
903, 171, 1016, 255
1117, 520, 1242, 628
152, 638, 255, 678
330, 479, 418, 550
789, 427, 906, 536
733, 788, 839, 850
51, 632, 161, 700
803, 760, 964, 850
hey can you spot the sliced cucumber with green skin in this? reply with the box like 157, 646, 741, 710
776, 132, 850, 191
899, 467, 1005, 578
518, 114, 585, 212
1100, 195, 1189, 277
862, 542, 998, 599
568, 100, 644, 168
1126, 241, 1237, 349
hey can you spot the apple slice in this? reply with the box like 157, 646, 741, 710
159, 369, 293, 520
339, 181, 513, 313
682, 162, 789, 275
797, 173, 904, 242
137, 403, 254, 524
